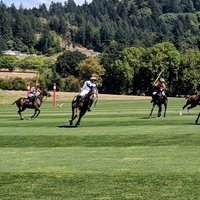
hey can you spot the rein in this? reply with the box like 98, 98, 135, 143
36, 92, 49, 102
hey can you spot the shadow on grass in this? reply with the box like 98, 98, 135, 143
58, 125, 78, 128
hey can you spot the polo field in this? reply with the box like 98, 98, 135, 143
0, 92, 200, 199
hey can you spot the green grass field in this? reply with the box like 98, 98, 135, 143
1, 96, 200, 199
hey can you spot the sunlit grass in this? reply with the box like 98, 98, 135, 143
0, 97, 200, 199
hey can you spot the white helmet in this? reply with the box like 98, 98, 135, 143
160, 78, 165, 82
90, 77, 97, 81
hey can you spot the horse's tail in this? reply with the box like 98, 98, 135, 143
12, 98, 24, 105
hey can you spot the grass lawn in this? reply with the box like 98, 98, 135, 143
0, 94, 200, 199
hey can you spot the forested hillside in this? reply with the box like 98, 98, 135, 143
0, 0, 200, 96
0, 0, 200, 54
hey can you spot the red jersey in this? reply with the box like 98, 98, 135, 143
154, 81, 166, 89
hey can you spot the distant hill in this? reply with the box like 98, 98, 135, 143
1, 0, 200, 55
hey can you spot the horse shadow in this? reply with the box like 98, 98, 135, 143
58, 125, 78, 128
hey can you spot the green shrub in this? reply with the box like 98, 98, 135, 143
63, 75, 80, 92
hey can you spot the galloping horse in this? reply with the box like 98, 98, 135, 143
12, 89, 51, 120
149, 90, 168, 118
180, 94, 200, 115
69, 88, 97, 126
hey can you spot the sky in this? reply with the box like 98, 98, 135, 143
3, 0, 92, 8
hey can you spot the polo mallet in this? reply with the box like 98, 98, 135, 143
153, 68, 165, 85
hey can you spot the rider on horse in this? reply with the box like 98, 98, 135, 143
75, 77, 97, 111
151, 78, 167, 103
28, 85, 41, 105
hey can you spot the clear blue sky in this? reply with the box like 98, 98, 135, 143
3, 0, 92, 8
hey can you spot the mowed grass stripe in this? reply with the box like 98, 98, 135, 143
1, 146, 200, 173
0, 131, 200, 147
1, 172, 200, 200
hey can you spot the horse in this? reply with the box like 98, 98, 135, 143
180, 94, 200, 115
149, 90, 168, 118
69, 88, 97, 126
12, 89, 51, 120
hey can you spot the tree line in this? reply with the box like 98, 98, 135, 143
0, 0, 200, 54
1, 42, 200, 96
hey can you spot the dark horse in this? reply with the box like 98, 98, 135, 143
180, 94, 200, 115
149, 90, 168, 118
12, 89, 51, 120
69, 88, 97, 126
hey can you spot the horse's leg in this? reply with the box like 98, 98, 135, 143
75, 110, 86, 126
34, 109, 40, 118
69, 106, 78, 125
163, 103, 167, 117
195, 112, 200, 124
180, 103, 188, 115
186, 104, 197, 115
31, 109, 37, 119
158, 105, 162, 117
149, 103, 156, 118
18, 110, 24, 120
180, 101, 190, 115
18, 106, 26, 120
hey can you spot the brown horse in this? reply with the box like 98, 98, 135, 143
180, 94, 200, 115
12, 89, 51, 120
149, 90, 168, 118
69, 88, 97, 126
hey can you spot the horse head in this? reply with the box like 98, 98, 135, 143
39, 89, 51, 98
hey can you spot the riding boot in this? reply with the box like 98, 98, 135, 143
28, 97, 32, 105
32, 97, 35, 105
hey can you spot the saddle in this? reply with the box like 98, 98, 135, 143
23, 96, 36, 106
73, 93, 92, 111
152, 90, 167, 103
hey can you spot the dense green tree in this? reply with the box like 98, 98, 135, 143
64, 0, 77, 12
180, 0, 195, 13
0, 55, 17, 71
180, 49, 200, 94
0, 0, 200, 54
100, 41, 125, 93
0, 6, 13, 40
192, 0, 200, 10
100, 18, 114, 46
56, 50, 87, 77
148, 0, 162, 19
78, 57, 105, 87
36, 30, 61, 54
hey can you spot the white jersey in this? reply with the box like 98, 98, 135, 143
80, 80, 96, 96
